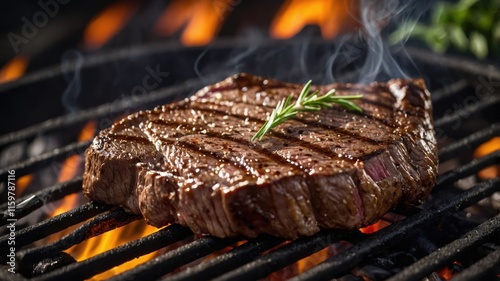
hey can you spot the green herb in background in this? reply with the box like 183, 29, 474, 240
390, 0, 500, 59
252, 80, 363, 141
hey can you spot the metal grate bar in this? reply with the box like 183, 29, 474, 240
439, 123, 500, 162
0, 78, 204, 148
0, 177, 82, 227
109, 236, 241, 281
406, 46, 500, 80
34, 224, 194, 281
434, 95, 500, 129
213, 230, 350, 281
0, 202, 110, 258
451, 248, 500, 281
164, 235, 284, 281
0, 270, 27, 281
288, 178, 500, 281
17, 208, 140, 272
0, 141, 90, 179
386, 214, 500, 281
431, 79, 470, 103
0, 195, 43, 227
435, 151, 500, 187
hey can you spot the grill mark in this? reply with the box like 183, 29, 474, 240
167, 138, 260, 179
148, 118, 358, 184
195, 92, 399, 130
107, 133, 152, 145
175, 85, 416, 125
359, 98, 420, 117
149, 109, 360, 165
188, 103, 394, 145
224, 86, 419, 123
313, 106, 398, 129
333, 85, 394, 98
148, 119, 304, 172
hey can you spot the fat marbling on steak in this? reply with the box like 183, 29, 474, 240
83, 73, 438, 239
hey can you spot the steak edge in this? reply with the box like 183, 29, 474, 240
83, 73, 438, 239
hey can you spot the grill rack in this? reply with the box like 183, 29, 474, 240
1, 48, 500, 281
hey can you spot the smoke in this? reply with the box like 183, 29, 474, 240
326, 0, 432, 83
60, 50, 84, 113
193, 0, 432, 85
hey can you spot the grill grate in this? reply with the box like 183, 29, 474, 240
1, 48, 500, 281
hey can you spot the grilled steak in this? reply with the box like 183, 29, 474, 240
83, 73, 438, 239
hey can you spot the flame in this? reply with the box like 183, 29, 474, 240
474, 137, 500, 179
43, 120, 159, 279
83, 0, 139, 49
359, 219, 391, 234
0, 56, 29, 83
296, 247, 330, 274
270, 0, 360, 40
154, 0, 233, 46
16, 174, 33, 196
68, 220, 159, 280
437, 261, 462, 280
51, 121, 97, 217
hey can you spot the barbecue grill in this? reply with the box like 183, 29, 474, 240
1, 39, 499, 280
1, 1, 500, 280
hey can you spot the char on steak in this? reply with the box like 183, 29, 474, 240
83, 73, 438, 239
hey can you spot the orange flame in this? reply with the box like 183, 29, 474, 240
51, 121, 97, 217
359, 219, 391, 234
437, 261, 462, 280
0, 56, 29, 83
83, 0, 139, 49
154, 0, 233, 46
68, 220, 159, 280
270, 0, 360, 40
474, 137, 500, 179
45, 120, 159, 280
16, 174, 33, 196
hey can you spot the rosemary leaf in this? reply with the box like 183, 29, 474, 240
252, 80, 363, 141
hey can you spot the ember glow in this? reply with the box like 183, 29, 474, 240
154, 0, 233, 46
83, 0, 139, 49
69, 221, 159, 280
474, 137, 500, 179
437, 261, 462, 280
270, 0, 360, 39
43, 120, 159, 280
359, 219, 391, 234
0, 56, 29, 84
51, 121, 97, 217
16, 174, 33, 196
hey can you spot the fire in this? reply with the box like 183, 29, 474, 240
68, 220, 159, 280
16, 174, 33, 196
474, 137, 500, 179
437, 261, 462, 280
154, 0, 234, 46
51, 121, 97, 218
359, 219, 391, 234
270, 0, 360, 40
83, 0, 139, 49
44, 120, 159, 280
0, 56, 29, 83
269, 240, 352, 280
296, 247, 330, 274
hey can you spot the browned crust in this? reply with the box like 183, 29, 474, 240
82, 73, 437, 239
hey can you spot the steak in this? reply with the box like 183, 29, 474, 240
83, 73, 438, 239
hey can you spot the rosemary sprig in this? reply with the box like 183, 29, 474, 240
252, 80, 363, 141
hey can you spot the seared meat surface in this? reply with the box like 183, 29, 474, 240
83, 73, 437, 239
